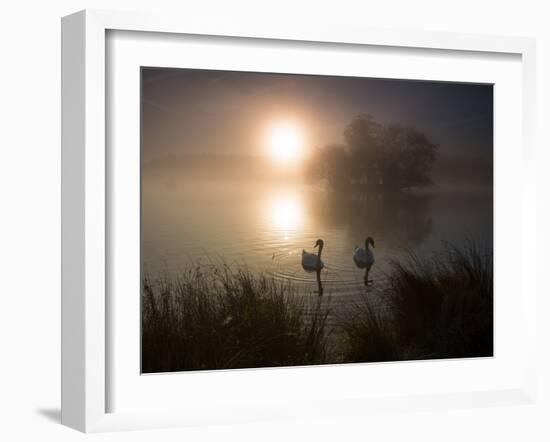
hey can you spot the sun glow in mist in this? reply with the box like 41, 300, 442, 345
266, 121, 305, 164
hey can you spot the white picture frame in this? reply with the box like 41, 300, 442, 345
61, 9, 537, 433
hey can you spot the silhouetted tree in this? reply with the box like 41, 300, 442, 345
309, 114, 438, 194
308, 144, 351, 192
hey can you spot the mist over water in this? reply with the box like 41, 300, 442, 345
141, 69, 494, 298
142, 174, 492, 297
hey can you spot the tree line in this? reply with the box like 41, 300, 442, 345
308, 114, 438, 194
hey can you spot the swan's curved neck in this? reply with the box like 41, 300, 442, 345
365, 240, 370, 251
317, 244, 324, 258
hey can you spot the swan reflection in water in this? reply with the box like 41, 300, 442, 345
265, 192, 324, 295
353, 236, 375, 286
302, 239, 325, 296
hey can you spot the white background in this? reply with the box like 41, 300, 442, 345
0, 1, 548, 441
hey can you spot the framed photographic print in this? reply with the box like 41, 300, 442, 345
61, 9, 537, 432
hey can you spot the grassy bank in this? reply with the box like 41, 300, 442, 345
340, 243, 493, 362
142, 265, 330, 373
142, 243, 493, 372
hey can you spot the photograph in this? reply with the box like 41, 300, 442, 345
140, 67, 494, 374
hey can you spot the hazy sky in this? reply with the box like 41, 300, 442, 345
141, 67, 493, 163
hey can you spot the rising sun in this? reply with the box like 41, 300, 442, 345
266, 121, 304, 164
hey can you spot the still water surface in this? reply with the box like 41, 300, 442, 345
142, 179, 492, 297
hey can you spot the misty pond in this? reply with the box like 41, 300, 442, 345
142, 173, 492, 298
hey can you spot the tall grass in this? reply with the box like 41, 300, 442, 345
338, 298, 401, 363
142, 264, 331, 373
340, 243, 493, 362
142, 243, 493, 372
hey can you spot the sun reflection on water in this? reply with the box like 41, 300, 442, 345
265, 191, 305, 235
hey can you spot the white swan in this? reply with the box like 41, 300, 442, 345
302, 239, 325, 272
353, 237, 375, 284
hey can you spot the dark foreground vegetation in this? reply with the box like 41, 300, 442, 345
142, 244, 493, 373
339, 243, 493, 363
142, 266, 330, 373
